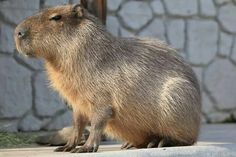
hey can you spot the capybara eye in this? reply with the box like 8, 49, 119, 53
50, 15, 62, 21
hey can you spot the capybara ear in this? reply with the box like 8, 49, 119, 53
74, 0, 107, 25
72, 4, 85, 18
80, 0, 88, 9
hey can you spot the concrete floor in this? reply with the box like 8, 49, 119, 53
1, 124, 236, 157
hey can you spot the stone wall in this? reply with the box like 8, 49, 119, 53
0, 0, 236, 132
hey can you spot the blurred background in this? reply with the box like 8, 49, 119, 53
0, 0, 236, 133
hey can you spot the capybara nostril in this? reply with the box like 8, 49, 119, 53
16, 28, 27, 38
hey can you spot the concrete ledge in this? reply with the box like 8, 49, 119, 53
91, 145, 236, 157
1, 144, 236, 157
1, 124, 236, 157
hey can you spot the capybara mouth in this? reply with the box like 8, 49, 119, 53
15, 35, 35, 57
15, 45, 28, 56
15, 43, 35, 58
25, 52, 34, 57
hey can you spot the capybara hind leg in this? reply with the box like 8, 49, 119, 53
158, 138, 192, 148
121, 142, 134, 149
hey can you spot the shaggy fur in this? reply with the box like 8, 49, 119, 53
15, 4, 201, 153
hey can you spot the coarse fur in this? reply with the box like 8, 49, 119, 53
15, 4, 201, 152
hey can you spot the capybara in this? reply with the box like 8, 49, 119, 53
14, 2, 201, 153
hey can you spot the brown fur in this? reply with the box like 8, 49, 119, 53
14, 4, 201, 153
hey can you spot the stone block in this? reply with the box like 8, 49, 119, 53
192, 67, 203, 86
205, 59, 236, 110
0, 119, 18, 132
107, 15, 120, 36
219, 32, 233, 57
34, 72, 66, 117
200, 0, 216, 17
151, 0, 165, 15
218, 4, 236, 33
18, 113, 42, 131
0, 23, 15, 53
0, 57, 32, 118
44, 0, 69, 7
166, 19, 185, 49
187, 20, 218, 65
202, 92, 215, 114
214, 0, 231, 5
44, 110, 72, 130
230, 36, 236, 62
164, 0, 198, 16
139, 18, 166, 41
107, 0, 122, 11
14, 53, 45, 71
208, 112, 230, 123
0, 8, 39, 25
120, 28, 134, 37
0, 0, 40, 9
119, 1, 152, 30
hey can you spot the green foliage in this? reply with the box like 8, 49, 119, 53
0, 132, 37, 148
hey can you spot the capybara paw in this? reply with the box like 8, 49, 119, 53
70, 145, 98, 153
54, 145, 75, 152
121, 142, 134, 149
147, 138, 160, 148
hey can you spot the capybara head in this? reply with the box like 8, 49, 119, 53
14, 4, 95, 59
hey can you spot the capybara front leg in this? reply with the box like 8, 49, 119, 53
71, 106, 113, 153
54, 110, 87, 152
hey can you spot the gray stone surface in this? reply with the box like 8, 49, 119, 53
199, 124, 236, 143
187, 20, 218, 65
0, 8, 38, 25
208, 112, 230, 123
0, 0, 40, 9
192, 67, 203, 85
119, 1, 152, 30
214, 0, 232, 5
107, 15, 120, 36
219, 32, 233, 57
200, 0, 216, 17
218, 4, 236, 33
0, 57, 32, 118
164, 0, 198, 16
139, 19, 166, 41
18, 113, 42, 131
205, 59, 236, 110
0, 119, 18, 132
107, 0, 122, 11
0, 23, 15, 53
231, 38, 236, 63
202, 92, 215, 114
44, 110, 72, 130
34, 72, 66, 117
44, 0, 69, 7
151, 0, 165, 15
166, 19, 185, 49
14, 53, 45, 71
120, 28, 134, 37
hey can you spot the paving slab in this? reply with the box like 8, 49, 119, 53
0, 124, 236, 157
